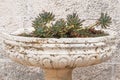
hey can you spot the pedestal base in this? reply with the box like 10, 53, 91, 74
44, 69, 73, 80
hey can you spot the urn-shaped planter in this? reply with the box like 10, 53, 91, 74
2, 29, 116, 80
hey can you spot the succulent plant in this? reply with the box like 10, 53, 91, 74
21, 11, 111, 38
88, 12, 112, 29
32, 11, 55, 29
67, 13, 85, 28
53, 19, 66, 27
34, 27, 45, 37
39, 11, 55, 23
98, 13, 112, 28
32, 17, 44, 29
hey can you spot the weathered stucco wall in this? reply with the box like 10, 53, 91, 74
0, 0, 120, 80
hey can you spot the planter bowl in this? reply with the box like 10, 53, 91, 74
1, 29, 117, 80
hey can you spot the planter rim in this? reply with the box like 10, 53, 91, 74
2, 29, 117, 44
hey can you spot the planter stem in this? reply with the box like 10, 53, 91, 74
44, 69, 73, 80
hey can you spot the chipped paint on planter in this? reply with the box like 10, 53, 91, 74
1, 29, 117, 69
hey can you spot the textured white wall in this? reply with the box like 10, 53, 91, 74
0, 0, 120, 80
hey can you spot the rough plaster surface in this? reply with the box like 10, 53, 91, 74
0, 0, 120, 80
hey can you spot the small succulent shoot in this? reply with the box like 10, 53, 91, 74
89, 12, 112, 29
98, 13, 112, 28
33, 27, 45, 37
22, 11, 111, 38
53, 19, 66, 27
67, 13, 85, 28
32, 11, 55, 29
32, 17, 45, 29
51, 19, 68, 38
39, 11, 55, 23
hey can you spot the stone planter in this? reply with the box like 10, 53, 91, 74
1, 29, 117, 80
